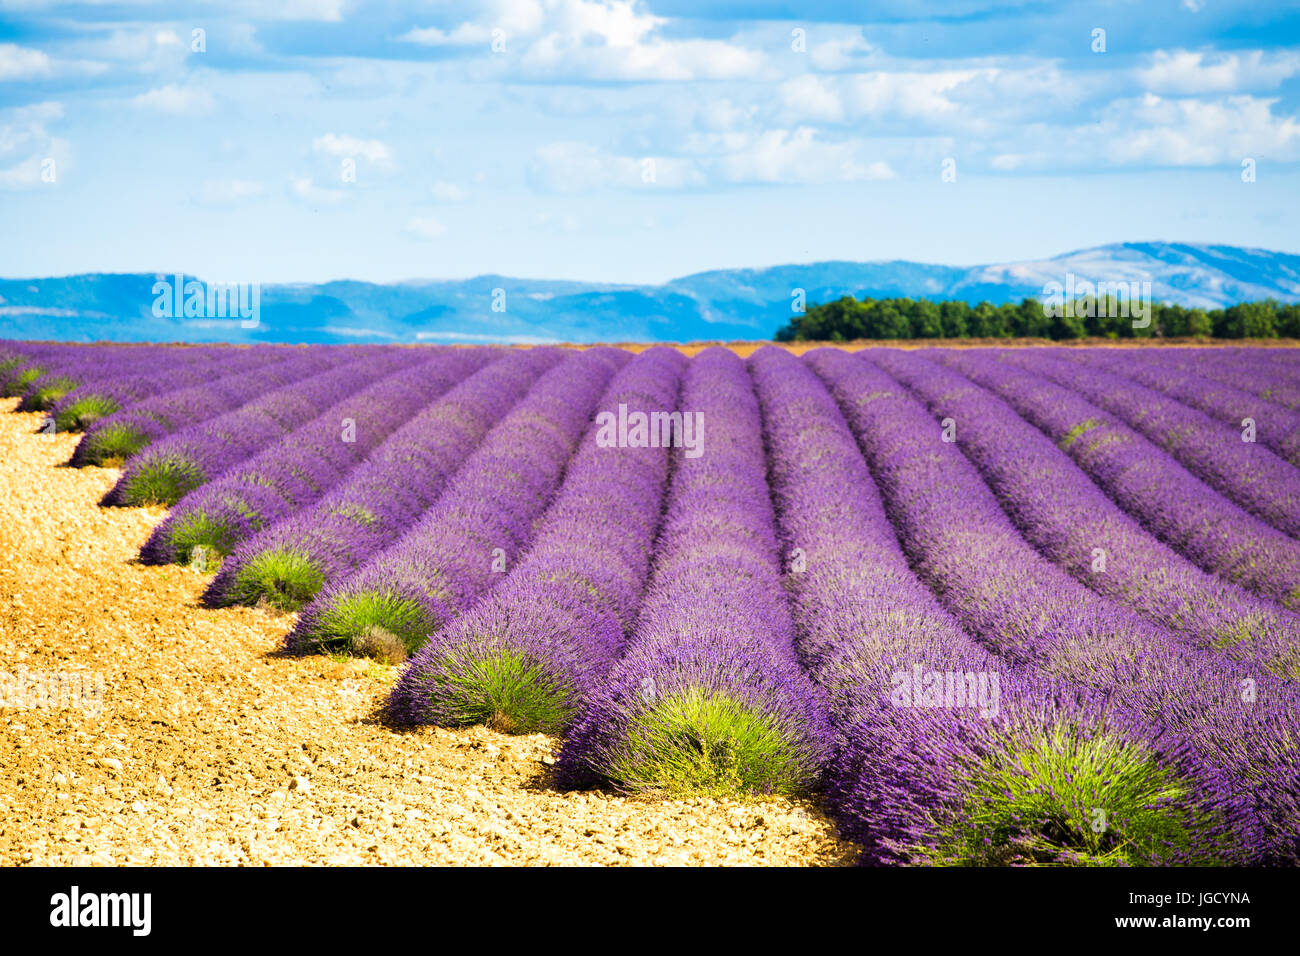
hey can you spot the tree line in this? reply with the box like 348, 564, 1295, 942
773, 296, 1300, 341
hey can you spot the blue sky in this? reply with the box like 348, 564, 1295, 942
2, 0, 1299, 284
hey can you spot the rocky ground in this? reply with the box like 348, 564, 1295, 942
0, 398, 856, 866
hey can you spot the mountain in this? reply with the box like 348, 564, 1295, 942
3, 242, 1299, 345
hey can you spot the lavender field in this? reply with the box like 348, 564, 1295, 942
5, 340, 1299, 867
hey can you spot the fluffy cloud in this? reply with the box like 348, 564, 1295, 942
405, 216, 448, 239
808, 32, 876, 72
403, 0, 766, 81
1103, 93, 1300, 166
131, 84, 215, 114
779, 75, 845, 123
1137, 49, 1300, 94
0, 101, 68, 190
312, 133, 393, 165
528, 140, 703, 191
714, 128, 895, 184
529, 127, 893, 190
0, 43, 52, 80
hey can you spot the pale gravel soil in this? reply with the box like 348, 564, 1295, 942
0, 398, 856, 867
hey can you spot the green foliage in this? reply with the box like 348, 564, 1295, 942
305, 589, 431, 656
29, 375, 79, 409
3, 365, 45, 397
226, 548, 326, 610
121, 455, 205, 505
608, 688, 817, 798
418, 646, 575, 734
55, 393, 121, 432
909, 724, 1235, 866
81, 423, 148, 466
774, 295, 1299, 342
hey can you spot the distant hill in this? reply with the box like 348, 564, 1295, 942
3, 242, 1299, 344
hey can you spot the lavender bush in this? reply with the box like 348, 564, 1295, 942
285, 347, 628, 657
555, 348, 831, 798
204, 347, 566, 611
386, 347, 685, 733
139, 348, 494, 564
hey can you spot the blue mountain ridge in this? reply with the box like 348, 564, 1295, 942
2, 242, 1298, 344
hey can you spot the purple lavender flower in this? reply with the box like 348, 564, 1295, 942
285, 347, 629, 656
1001, 349, 1300, 537
139, 348, 496, 564
204, 347, 567, 611
71, 347, 366, 467
935, 349, 1300, 607
867, 347, 1300, 679
103, 350, 420, 506
807, 346, 1300, 864
555, 348, 832, 799
385, 347, 685, 732
752, 345, 1254, 865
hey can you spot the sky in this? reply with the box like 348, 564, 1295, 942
2, 0, 1299, 285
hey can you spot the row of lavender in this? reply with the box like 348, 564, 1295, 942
3, 339, 1299, 864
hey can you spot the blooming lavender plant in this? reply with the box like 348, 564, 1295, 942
1171, 351, 1300, 412
555, 348, 831, 799
71, 348, 364, 467
752, 346, 1256, 865
204, 347, 567, 611
1002, 349, 1300, 537
1060, 349, 1300, 467
285, 347, 629, 657
101, 350, 420, 506
935, 349, 1300, 607
138, 349, 495, 565
808, 347, 1300, 863
385, 347, 685, 733
868, 347, 1300, 679
13, 346, 190, 410
48, 347, 288, 432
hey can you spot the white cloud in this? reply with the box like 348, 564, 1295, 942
1103, 93, 1300, 165
808, 32, 875, 72
406, 216, 448, 239
0, 101, 62, 157
1137, 49, 1300, 94
779, 75, 844, 123
131, 84, 215, 114
990, 152, 1051, 171
200, 178, 264, 203
0, 43, 52, 80
529, 128, 893, 191
431, 181, 466, 201
288, 174, 346, 204
0, 154, 48, 189
528, 141, 703, 191
312, 132, 392, 165
715, 128, 895, 184
242, 0, 349, 21
404, 0, 766, 82
399, 24, 496, 47
0, 101, 68, 190
846, 70, 981, 123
